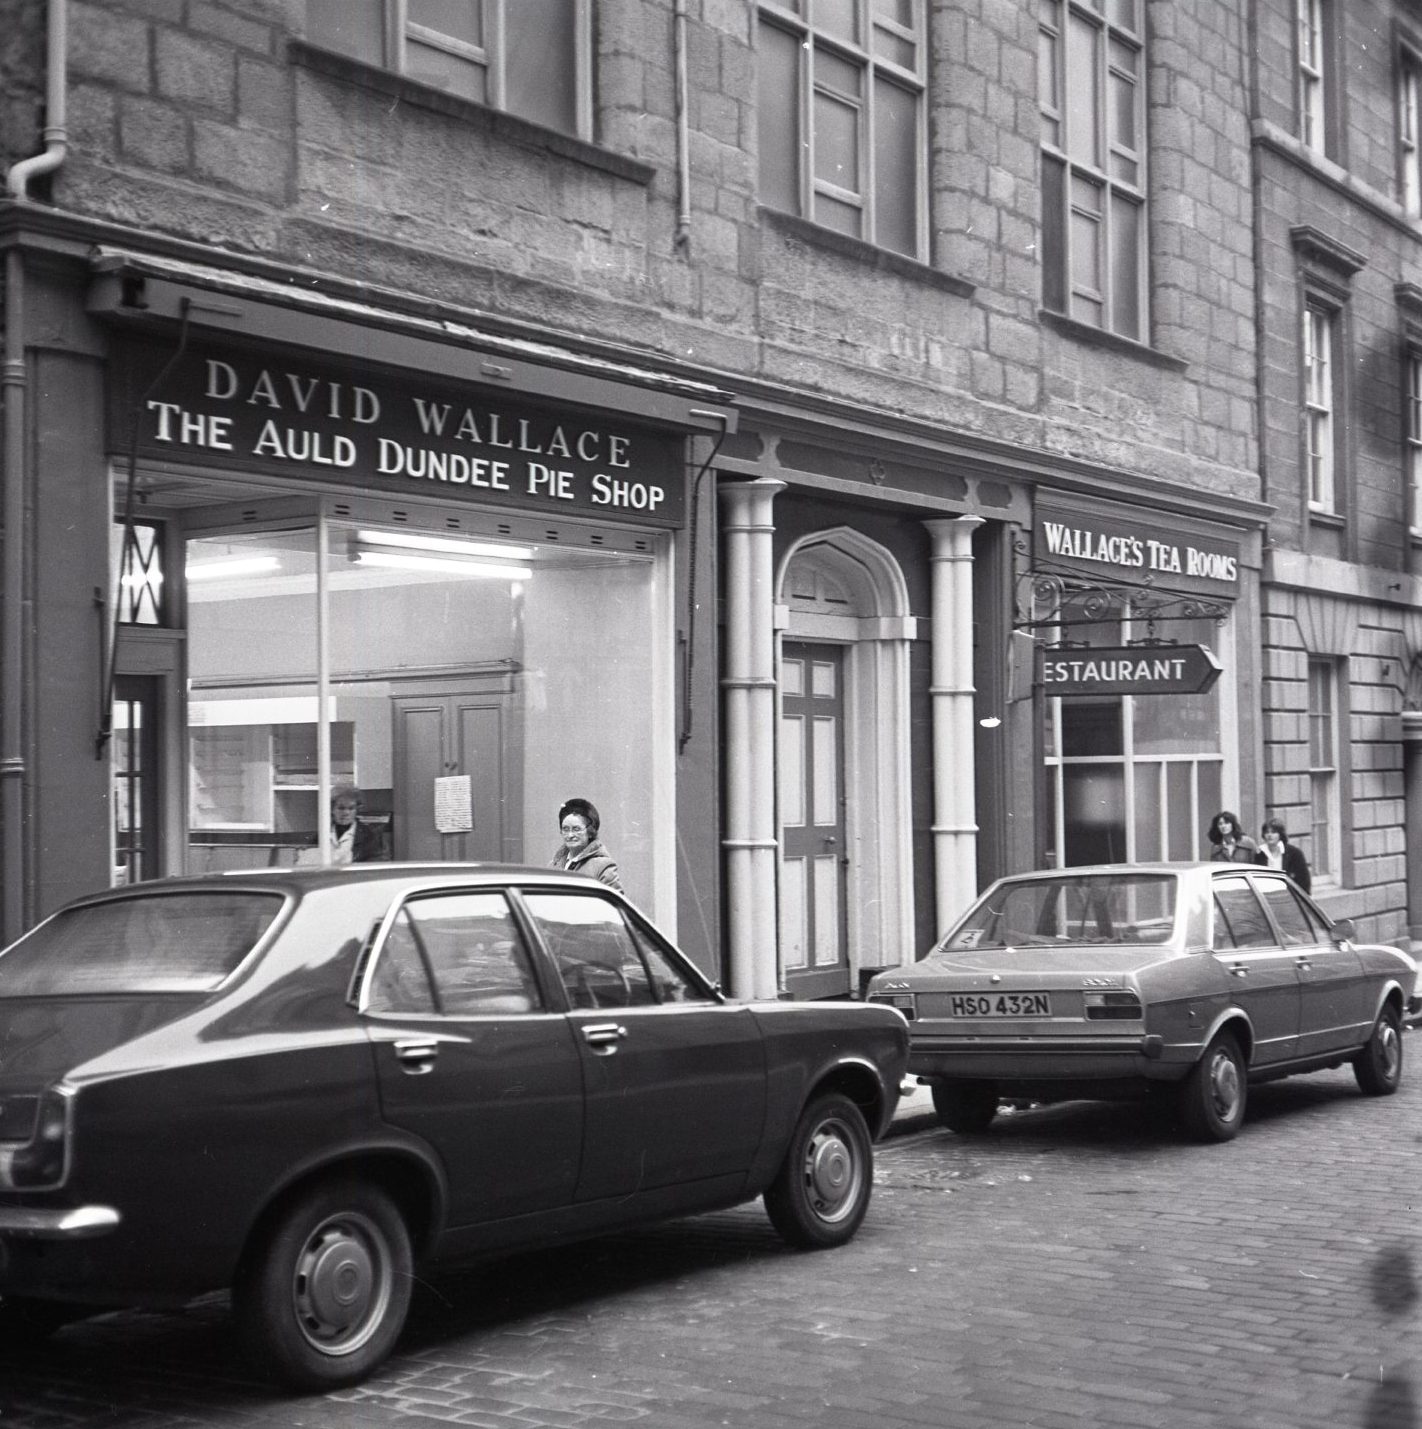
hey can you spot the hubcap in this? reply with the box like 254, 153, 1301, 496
292, 1212, 391, 1356
804, 1119, 863, 1224
1209, 1050, 1241, 1122
1377, 1022, 1401, 1080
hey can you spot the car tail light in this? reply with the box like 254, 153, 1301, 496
1083, 991, 1142, 1020
6, 1086, 73, 1189
870, 993, 916, 1020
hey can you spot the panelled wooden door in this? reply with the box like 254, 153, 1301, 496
779, 642, 850, 998
392, 693, 509, 862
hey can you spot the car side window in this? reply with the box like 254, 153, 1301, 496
1212, 877, 1278, 951
1291, 889, 1333, 941
369, 892, 543, 1017
522, 891, 656, 1010
625, 914, 713, 1003
366, 911, 436, 1014
1254, 878, 1313, 947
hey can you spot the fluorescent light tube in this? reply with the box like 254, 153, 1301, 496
355, 529, 534, 561
186, 556, 281, 580
354, 551, 533, 580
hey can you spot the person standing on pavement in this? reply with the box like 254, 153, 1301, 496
1254, 817, 1311, 893
1206, 810, 1258, 864
550, 797, 624, 892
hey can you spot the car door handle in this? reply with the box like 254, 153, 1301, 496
1294, 957, 1313, 970
1227, 963, 1248, 978
581, 1022, 627, 1054
394, 1039, 439, 1073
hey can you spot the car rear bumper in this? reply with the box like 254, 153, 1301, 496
0, 1204, 120, 1239
908, 1033, 1187, 1084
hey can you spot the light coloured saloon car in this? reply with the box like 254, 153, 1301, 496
867, 862, 1420, 1142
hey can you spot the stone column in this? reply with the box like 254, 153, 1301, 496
720, 479, 785, 1000
926, 516, 984, 937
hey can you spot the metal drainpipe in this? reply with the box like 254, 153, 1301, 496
3, 0, 69, 941
673, 0, 691, 251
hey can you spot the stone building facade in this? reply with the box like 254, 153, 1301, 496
3, 0, 1409, 992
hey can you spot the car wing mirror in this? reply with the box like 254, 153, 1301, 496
1329, 917, 1357, 946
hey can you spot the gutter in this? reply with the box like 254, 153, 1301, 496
3, 0, 68, 942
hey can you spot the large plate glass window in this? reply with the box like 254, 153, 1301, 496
1043, 595, 1223, 867
1039, 0, 1146, 341
757, 0, 927, 260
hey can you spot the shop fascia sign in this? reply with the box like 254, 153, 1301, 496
111, 341, 686, 526
1033, 502, 1240, 597
1038, 643, 1223, 698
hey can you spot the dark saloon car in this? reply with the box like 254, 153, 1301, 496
867, 863, 1420, 1143
0, 867, 907, 1390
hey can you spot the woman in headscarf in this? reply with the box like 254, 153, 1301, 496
550, 797, 623, 892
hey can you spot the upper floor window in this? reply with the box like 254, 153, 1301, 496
1303, 304, 1336, 513
1039, 0, 1147, 341
757, 1, 928, 260
1401, 47, 1422, 215
1297, 0, 1327, 153
307, 0, 592, 140
1408, 354, 1422, 535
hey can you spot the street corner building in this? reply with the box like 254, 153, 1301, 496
0, 0, 1419, 997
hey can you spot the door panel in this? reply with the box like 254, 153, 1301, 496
780, 642, 849, 998
1212, 875, 1300, 1065
393, 701, 447, 861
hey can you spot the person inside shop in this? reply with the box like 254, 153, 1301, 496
327, 784, 385, 865
551, 797, 623, 892
1206, 810, 1257, 864
1254, 816, 1311, 893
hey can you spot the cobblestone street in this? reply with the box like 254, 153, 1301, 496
2, 1056, 1419, 1429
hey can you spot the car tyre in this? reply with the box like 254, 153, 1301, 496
1353, 1002, 1404, 1096
764, 1093, 873, 1250
930, 1081, 999, 1134
1179, 1031, 1246, 1142
234, 1178, 413, 1392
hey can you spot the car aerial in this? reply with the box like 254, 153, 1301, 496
0, 865, 908, 1391
867, 862, 1421, 1144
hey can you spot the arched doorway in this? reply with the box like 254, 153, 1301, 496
775, 529, 916, 998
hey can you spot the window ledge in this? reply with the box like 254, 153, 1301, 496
1039, 309, 1188, 372
288, 40, 656, 187
1308, 507, 1346, 528
758, 208, 974, 298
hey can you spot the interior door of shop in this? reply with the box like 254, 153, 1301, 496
779, 642, 850, 999
392, 693, 510, 861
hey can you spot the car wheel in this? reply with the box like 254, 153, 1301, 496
233, 1178, 413, 1392
1353, 1002, 1404, 1096
930, 1081, 999, 1134
1179, 1031, 1246, 1142
764, 1093, 873, 1250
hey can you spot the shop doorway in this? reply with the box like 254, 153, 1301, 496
779, 641, 850, 998
112, 675, 161, 885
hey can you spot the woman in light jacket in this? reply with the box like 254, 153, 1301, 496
550, 797, 623, 892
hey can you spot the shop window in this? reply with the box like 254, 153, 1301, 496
757, 0, 927, 260
1043, 605, 1224, 867
306, 0, 591, 140
1039, 0, 1146, 341
1307, 658, 1340, 880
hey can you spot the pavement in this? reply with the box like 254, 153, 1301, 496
1, 1041, 1420, 1428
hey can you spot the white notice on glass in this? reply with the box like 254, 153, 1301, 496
434, 775, 473, 834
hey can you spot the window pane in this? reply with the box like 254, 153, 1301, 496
308, 0, 384, 62
1133, 759, 1161, 860
1066, 13, 1100, 166
1257, 881, 1313, 946
817, 0, 859, 44
409, 0, 482, 42
1108, 39, 1137, 155
874, 74, 917, 255
1061, 699, 1122, 756
1213, 882, 1276, 950
759, 20, 801, 212
1165, 761, 1193, 860
406, 38, 487, 102
1042, 153, 1067, 310
505, 0, 577, 135
626, 917, 712, 1003
1110, 191, 1141, 339
404, 891, 542, 1015
1039, 25, 1060, 145
525, 891, 655, 1009
1061, 765, 1125, 864
814, 84, 861, 190
368, 911, 437, 1014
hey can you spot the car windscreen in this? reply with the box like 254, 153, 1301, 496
940, 874, 1178, 952
0, 892, 285, 996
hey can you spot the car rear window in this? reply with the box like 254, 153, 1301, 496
0, 892, 285, 996
942, 874, 1178, 951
